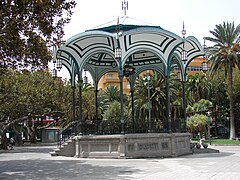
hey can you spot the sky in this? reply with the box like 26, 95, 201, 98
57, 0, 240, 80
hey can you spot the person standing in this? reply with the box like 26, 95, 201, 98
9, 137, 15, 150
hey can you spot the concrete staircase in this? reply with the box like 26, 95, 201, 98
50, 138, 75, 157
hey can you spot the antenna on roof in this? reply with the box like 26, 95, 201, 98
182, 21, 186, 39
115, 16, 123, 40
122, 0, 128, 16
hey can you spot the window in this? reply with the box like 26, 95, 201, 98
107, 74, 113, 78
126, 82, 130, 89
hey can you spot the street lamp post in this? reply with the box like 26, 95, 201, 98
207, 111, 212, 145
202, 39, 208, 73
147, 72, 152, 132
124, 65, 135, 133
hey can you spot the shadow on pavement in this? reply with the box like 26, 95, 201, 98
0, 146, 56, 154
0, 158, 140, 180
182, 151, 234, 158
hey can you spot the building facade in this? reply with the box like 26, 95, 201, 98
98, 56, 207, 93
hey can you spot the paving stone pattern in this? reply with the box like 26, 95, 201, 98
0, 145, 240, 180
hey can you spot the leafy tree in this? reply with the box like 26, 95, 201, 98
82, 84, 95, 121
187, 114, 209, 138
205, 22, 240, 139
171, 73, 183, 120
186, 99, 213, 115
98, 84, 126, 119
97, 90, 109, 119
210, 69, 228, 109
0, 0, 76, 69
102, 101, 121, 133
230, 68, 240, 134
186, 99, 213, 138
102, 100, 128, 134
232, 68, 240, 101
73, 83, 96, 125
0, 68, 72, 148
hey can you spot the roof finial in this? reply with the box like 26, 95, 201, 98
117, 16, 119, 26
116, 16, 120, 33
203, 38, 206, 50
122, 0, 128, 16
182, 21, 186, 38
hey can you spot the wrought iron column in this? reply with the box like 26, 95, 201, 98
182, 80, 187, 132
130, 88, 134, 133
147, 74, 152, 132
71, 85, 76, 135
94, 84, 99, 134
119, 74, 125, 134
78, 79, 83, 135
166, 75, 171, 133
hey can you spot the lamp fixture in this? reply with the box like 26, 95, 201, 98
52, 68, 57, 78
202, 61, 208, 73
123, 65, 135, 77
181, 21, 188, 63
181, 50, 188, 62
112, 62, 117, 68
182, 21, 186, 38
83, 69, 88, 84
56, 59, 62, 70
115, 47, 122, 60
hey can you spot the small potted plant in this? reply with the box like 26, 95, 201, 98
196, 143, 201, 149
202, 143, 208, 149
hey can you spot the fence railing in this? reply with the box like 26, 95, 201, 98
57, 118, 187, 147
79, 118, 186, 135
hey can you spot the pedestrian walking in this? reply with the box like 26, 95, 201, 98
9, 137, 15, 150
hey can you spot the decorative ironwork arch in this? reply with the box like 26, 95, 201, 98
55, 23, 205, 135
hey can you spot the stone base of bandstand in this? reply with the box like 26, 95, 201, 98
73, 133, 191, 158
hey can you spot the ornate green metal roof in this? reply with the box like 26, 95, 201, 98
88, 24, 162, 33
56, 16, 204, 84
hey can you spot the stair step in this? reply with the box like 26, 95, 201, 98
66, 139, 74, 143
49, 151, 59, 156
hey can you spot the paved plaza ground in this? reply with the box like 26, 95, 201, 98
0, 144, 240, 180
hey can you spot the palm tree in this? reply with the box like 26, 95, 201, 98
205, 22, 240, 139
133, 71, 168, 131
101, 84, 120, 103
186, 114, 209, 138
186, 73, 212, 104
132, 75, 149, 130
82, 84, 95, 121
98, 84, 123, 116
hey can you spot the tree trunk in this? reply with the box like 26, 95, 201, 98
29, 130, 37, 143
26, 115, 37, 143
228, 65, 235, 140
0, 129, 9, 150
12, 125, 23, 146
0, 116, 28, 148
